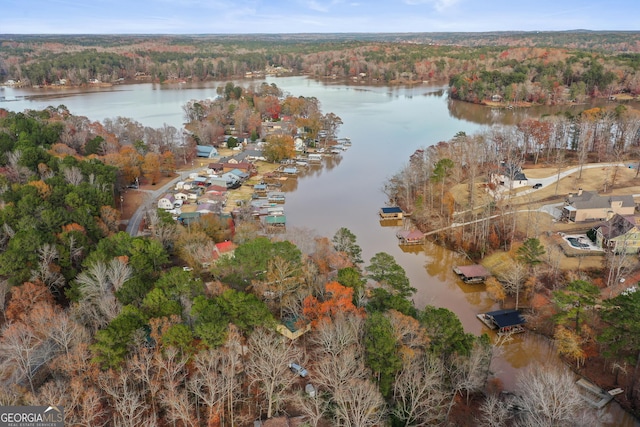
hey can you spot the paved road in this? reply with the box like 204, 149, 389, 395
125, 166, 206, 236
519, 162, 626, 198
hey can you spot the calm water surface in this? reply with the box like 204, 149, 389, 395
2, 77, 637, 426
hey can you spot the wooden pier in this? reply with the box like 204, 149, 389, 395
575, 378, 614, 409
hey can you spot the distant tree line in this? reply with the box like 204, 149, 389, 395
4, 34, 640, 105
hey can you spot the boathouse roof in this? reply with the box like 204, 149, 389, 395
455, 264, 490, 279
381, 206, 403, 214
485, 309, 525, 329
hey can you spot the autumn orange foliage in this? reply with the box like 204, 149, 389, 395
302, 281, 364, 327
5, 281, 54, 322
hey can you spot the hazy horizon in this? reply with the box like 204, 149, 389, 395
2, 0, 636, 35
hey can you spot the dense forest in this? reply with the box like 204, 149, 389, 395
3, 32, 640, 106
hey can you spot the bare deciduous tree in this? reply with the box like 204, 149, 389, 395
333, 378, 387, 427
74, 258, 130, 331
188, 347, 226, 425
244, 327, 303, 419
514, 365, 591, 427
99, 368, 149, 427
308, 312, 363, 359
500, 260, 528, 310
313, 346, 368, 396
392, 354, 449, 426
476, 393, 511, 427
0, 323, 55, 393
290, 388, 330, 427
63, 166, 84, 185
30, 243, 66, 295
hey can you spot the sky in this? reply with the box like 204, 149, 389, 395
1, 0, 637, 34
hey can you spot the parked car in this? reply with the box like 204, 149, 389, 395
288, 362, 308, 378
532, 183, 542, 189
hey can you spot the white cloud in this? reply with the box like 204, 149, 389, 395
403, 0, 461, 12
305, 0, 330, 12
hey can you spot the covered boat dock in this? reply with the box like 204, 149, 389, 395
379, 206, 404, 219
396, 229, 425, 245
477, 309, 526, 335
454, 264, 491, 284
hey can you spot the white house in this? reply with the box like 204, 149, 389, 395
490, 163, 528, 189
294, 137, 306, 152
158, 193, 176, 210
174, 192, 191, 201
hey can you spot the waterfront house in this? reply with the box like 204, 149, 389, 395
490, 163, 528, 189
561, 189, 635, 222
595, 214, 640, 254
308, 153, 322, 163
267, 191, 286, 203
282, 167, 298, 176
253, 184, 268, 197
264, 214, 286, 230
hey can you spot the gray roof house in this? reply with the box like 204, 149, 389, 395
562, 189, 635, 222
196, 145, 219, 158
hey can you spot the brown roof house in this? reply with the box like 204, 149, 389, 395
595, 214, 640, 254
562, 189, 635, 222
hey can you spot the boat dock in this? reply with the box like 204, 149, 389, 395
396, 229, 425, 245
379, 206, 404, 219
575, 378, 614, 409
477, 309, 526, 335
454, 264, 491, 284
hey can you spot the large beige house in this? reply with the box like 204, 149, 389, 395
561, 190, 635, 222
595, 214, 640, 254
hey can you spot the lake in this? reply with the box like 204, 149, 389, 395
1, 77, 637, 426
